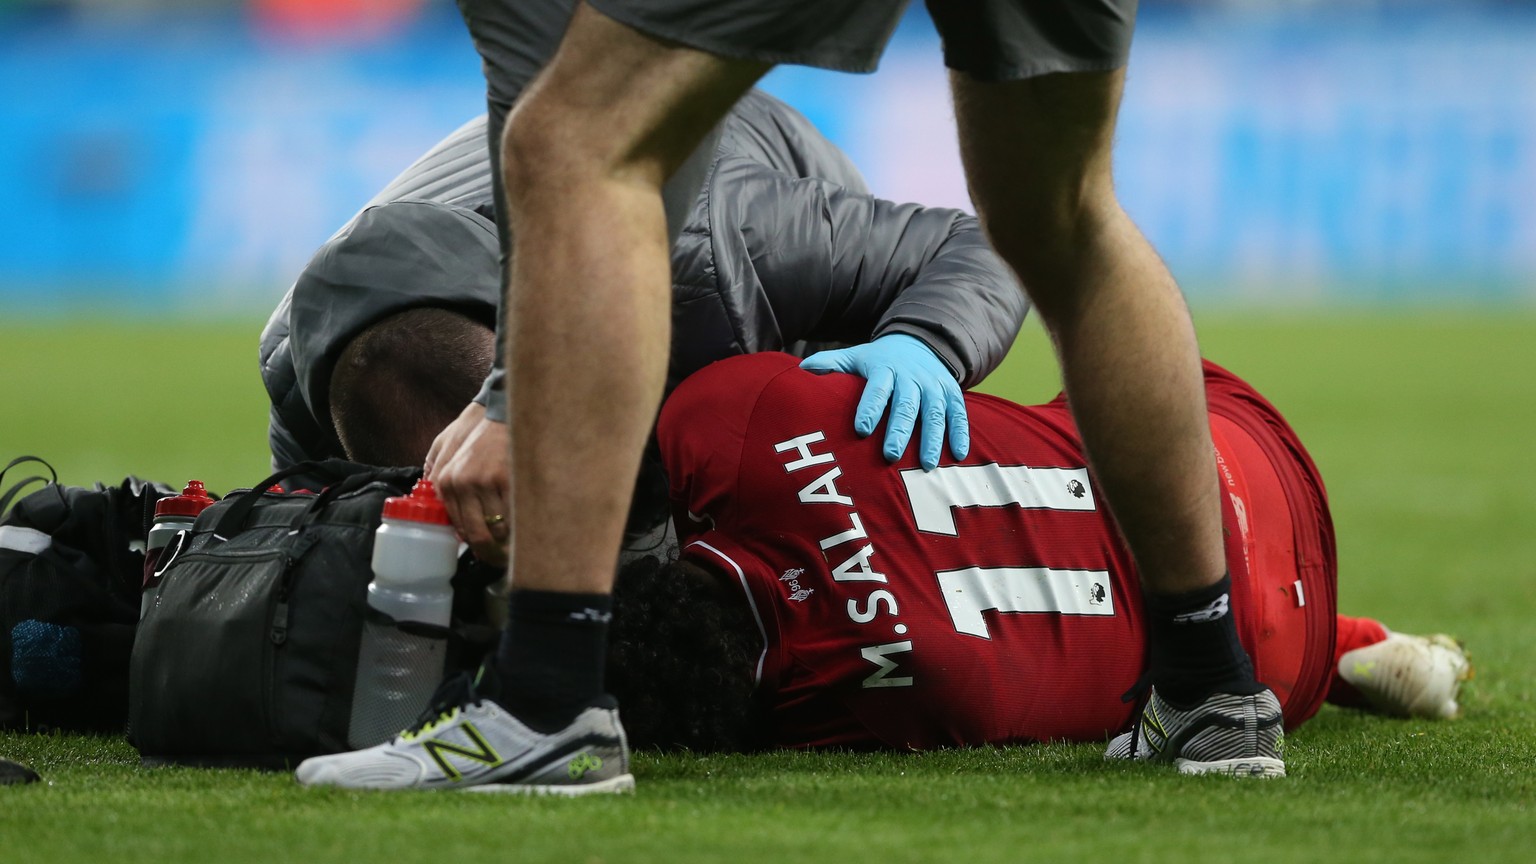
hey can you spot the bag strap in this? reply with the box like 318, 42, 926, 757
211, 460, 382, 539
287, 470, 407, 534
0, 456, 60, 520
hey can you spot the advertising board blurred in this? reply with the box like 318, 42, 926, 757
1, 2, 1532, 308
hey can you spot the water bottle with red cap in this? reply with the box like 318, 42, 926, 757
347, 478, 461, 748
141, 480, 215, 619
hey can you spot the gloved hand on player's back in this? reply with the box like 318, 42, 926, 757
800, 334, 969, 471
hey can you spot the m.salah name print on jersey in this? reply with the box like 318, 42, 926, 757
772, 431, 915, 688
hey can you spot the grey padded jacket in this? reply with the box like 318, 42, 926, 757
259, 89, 1027, 477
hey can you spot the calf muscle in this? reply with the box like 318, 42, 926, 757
951, 69, 1226, 594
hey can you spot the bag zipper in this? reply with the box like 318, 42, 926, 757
270, 529, 322, 646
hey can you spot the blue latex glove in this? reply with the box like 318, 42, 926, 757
800, 334, 969, 470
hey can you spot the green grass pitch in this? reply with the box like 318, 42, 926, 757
1, 310, 1533, 863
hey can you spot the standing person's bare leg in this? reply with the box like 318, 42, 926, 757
434, 0, 722, 565
294, 4, 771, 794
952, 70, 1224, 596
952, 70, 1280, 775
493, 6, 766, 724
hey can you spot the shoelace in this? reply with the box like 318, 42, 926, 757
400, 670, 486, 740
1112, 670, 1155, 759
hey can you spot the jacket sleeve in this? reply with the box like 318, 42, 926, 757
260, 300, 337, 483
473, 366, 507, 422
708, 157, 1027, 389
264, 334, 347, 488
267, 408, 316, 473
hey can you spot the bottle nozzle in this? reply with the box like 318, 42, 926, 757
156, 479, 216, 518
381, 479, 451, 525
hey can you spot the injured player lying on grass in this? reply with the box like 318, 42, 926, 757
315, 346, 1472, 759
599, 352, 1472, 755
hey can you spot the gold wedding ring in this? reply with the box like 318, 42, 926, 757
483, 513, 506, 527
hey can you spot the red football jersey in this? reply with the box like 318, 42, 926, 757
657, 353, 1334, 750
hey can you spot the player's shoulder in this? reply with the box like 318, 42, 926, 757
664, 353, 800, 419
660, 352, 855, 462
658, 354, 811, 507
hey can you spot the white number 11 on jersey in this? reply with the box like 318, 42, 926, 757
901, 463, 1114, 639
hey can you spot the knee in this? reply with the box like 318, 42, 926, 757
981, 182, 1121, 293
500, 97, 588, 201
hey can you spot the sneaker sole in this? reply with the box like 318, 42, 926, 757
1175, 757, 1286, 778
462, 773, 636, 796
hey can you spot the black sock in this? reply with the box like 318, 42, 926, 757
1144, 573, 1263, 707
492, 589, 612, 732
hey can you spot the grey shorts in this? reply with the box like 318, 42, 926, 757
456, 0, 719, 243
587, 0, 1137, 80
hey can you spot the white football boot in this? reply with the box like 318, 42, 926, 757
1337, 632, 1472, 720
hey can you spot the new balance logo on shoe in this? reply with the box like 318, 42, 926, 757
420, 722, 502, 781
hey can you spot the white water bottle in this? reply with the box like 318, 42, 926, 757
347, 479, 460, 748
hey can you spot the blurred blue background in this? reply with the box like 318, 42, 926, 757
2, 0, 1534, 313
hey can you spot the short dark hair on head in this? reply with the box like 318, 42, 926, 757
607, 554, 766, 753
329, 306, 494, 467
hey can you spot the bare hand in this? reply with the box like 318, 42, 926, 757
426, 402, 510, 566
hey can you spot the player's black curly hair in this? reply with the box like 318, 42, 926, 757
605, 554, 767, 753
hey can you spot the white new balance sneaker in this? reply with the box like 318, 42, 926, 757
1337, 632, 1472, 720
295, 670, 634, 795
1105, 687, 1286, 778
